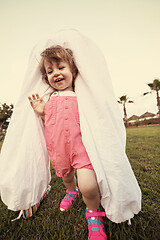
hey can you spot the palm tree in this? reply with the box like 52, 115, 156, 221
144, 79, 160, 118
118, 95, 133, 127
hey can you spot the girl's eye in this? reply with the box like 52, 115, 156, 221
47, 71, 52, 74
59, 66, 64, 70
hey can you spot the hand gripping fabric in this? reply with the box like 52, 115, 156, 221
86, 209, 107, 240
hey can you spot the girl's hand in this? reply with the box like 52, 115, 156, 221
28, 94, 45, 116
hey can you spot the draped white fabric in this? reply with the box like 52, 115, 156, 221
0, 30, 141, 223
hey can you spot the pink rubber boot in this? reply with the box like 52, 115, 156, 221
60, 188, 79, 211
86, 208, 107, 240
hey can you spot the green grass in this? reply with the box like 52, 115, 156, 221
0, 125, 160, 240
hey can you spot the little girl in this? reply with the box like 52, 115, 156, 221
28, 46, 107, 240
0, 30, 141, 240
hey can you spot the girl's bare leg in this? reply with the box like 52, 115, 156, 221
77, 168, 100, 211
62, 171, 77, 191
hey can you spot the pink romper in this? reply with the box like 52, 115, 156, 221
44, 91, 94, 177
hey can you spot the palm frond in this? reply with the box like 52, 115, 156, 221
143, 92, 151, 96
147, 79, 160, 91
148, 83, 154, 90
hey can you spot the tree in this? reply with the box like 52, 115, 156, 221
144, 79, 160, 118
118, 95, 133, 127
0, 103, 13, 136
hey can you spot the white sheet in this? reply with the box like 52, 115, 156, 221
0, 29, 141, 223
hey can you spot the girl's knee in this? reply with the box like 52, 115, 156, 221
77, 168, 99, 197
79, 182, 99, 199
62, 171, 75, 184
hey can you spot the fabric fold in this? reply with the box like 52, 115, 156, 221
0, 29, 141, 223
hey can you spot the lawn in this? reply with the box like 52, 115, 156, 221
0, 125, 160, 240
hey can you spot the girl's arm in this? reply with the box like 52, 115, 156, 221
28, 94, 46, 119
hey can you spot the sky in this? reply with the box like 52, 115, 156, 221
0, 0, 160, 117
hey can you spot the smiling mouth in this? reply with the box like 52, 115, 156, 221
55, 78, 64, 83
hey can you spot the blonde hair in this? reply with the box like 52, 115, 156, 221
39, 45, 78, 89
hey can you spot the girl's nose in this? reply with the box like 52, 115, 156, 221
53, 69, 60, 77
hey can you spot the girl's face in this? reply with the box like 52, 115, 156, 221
44, 59, 74, 91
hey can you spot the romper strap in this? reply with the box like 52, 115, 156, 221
11, 210, 23, 222
66, 189, 79, 195
86, 211, 106, 218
